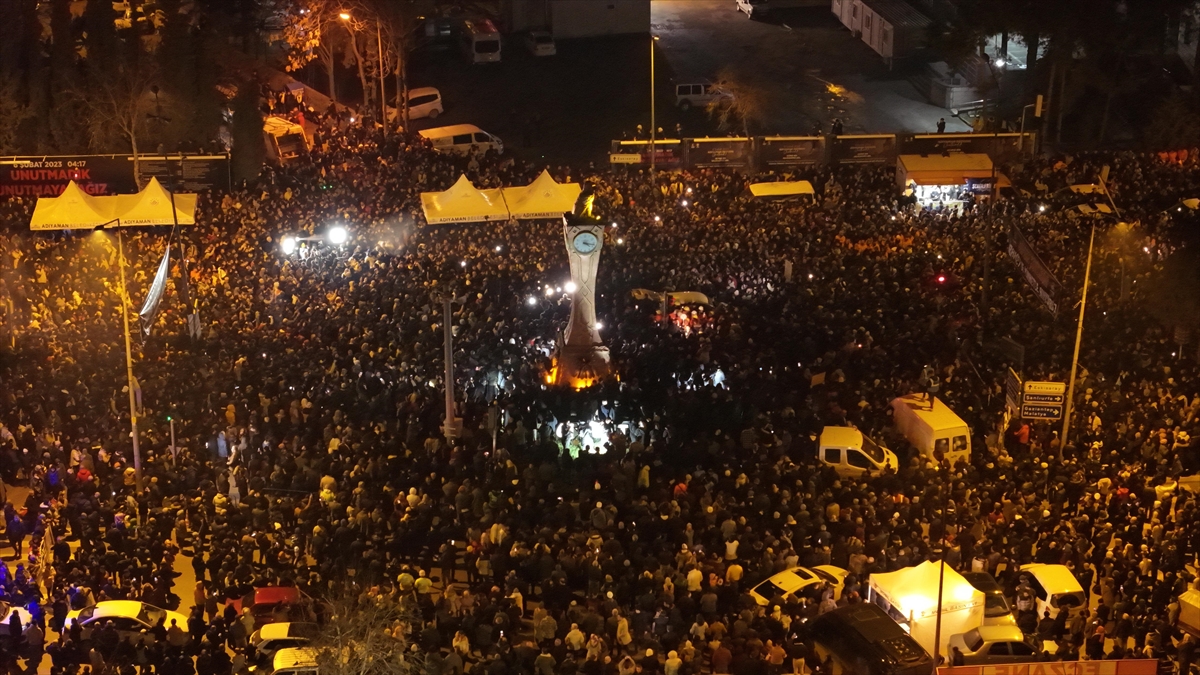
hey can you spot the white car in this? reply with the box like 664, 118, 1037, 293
250, 622, 319, 671
524, 31, 556, 56
0, 601, 34, 636
736, 0, 770, 18
750, 565, 848, 606
66, 600, 189, 639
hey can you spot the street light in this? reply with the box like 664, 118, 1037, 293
650, 34, 660, 173
94, 223, 144, 494
281, 236, 298, 255
328, 225, 348, 245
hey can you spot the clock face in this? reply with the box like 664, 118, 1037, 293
573, 231, 599, 254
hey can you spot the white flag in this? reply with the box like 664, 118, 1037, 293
139, 244, 171, 335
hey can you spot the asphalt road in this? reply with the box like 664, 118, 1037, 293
399, 1, 967, 165
651, 0, 970, 136
1, 481, 199, 675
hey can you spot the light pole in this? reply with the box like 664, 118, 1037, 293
1060, 225, 1096, 454
432, 288, 463, 442
650, 35, 659, 173
375, 22, 388, 129
98, 224, 144, 493
1017, 94, 1042, 152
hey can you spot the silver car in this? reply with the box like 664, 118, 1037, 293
948, 625, 1039, 664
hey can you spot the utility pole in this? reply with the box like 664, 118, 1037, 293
376, 22, 388, 131
650, 35, 658, 173
1060, 225, 1096, 454
436, 291, 463, 442
932, 556, 945, 673
116, 229, 143, 493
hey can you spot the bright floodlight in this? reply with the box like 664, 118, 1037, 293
526, 296, 537, 306
281, 236, 298, 255
564, 281, 578, 293
328, 226, 348, 245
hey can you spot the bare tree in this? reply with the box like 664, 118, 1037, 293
371, 0, 423, 130
81, 61, 159, 187
311, 589, 420, 675
279, 0, 348, 109
706, 67, 772, 138
0, 74, 32, 154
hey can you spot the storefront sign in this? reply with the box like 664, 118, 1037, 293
830, 134, 896, 165
1007, 225, 1063, 317
757, 136, 826, 167
687, 138, 752, 169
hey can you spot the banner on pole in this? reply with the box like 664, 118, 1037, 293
1007, 225, 1063, 317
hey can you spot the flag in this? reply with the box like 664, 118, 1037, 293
176, 247, 202, 339
139, 244, 171, 335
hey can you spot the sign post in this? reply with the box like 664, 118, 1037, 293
1020, 381, 1066, 421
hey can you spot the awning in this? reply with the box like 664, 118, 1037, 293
749, 180, 815, 199
897, 153, 994, 186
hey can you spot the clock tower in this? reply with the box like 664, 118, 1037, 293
550, 189, 611, 388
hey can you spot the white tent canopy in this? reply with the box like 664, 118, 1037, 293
501, 170, 583, 220
866, 560, 984, 658
114, 177, 197, 226
30, 179, 198, 231
29, 181, 116, 230
420, 175, 509, 224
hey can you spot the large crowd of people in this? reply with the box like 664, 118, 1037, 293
1, 105, 1199, 675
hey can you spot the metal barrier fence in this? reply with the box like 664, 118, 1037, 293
609, 132, 1036, 171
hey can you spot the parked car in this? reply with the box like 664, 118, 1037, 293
948, 626, 1039, 664
250, 622, 319, 671
736, 0, 770, 17
0, 601, 34, 636
675, 83, 731, 111
419, 124, 504, 155
66, 601, 189, 640
961, 572, 1017, 627
269, 647, 319, 675
1018, 563, 1086, 620
406, 87, 444, 121
524, 30, 556, 56
750, 565, 848, 606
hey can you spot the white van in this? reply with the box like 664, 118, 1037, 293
889, 394, 971, 467
1018, 564, 1085, 620
418, 124, 503, 155
675, 83, 731, 111
388, 87, 444, 124
269, 647, 319, 675
818, 427, 897, 477
460, 19, 501, 64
